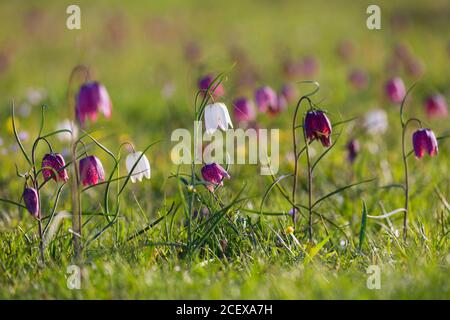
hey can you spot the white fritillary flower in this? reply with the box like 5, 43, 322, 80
126, 151, 151, 183
204, 102, 233, 135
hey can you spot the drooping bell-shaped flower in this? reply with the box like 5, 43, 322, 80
198, 74, 225, 99
412, 128, 438, 159
385, 77, 406, 103
76, 81, 112, 125
41, 153, 69, 182
254, 86, 277, 113
204, 102, 233, 135
23, 187, 39, 218
201, 163, 230, 192
233, 97, 256, 123
304, 110, 333, 147
346, 139, 360, 163
425, 94, 448, 118
79, 155, 105, 186
125, 151, 151, 183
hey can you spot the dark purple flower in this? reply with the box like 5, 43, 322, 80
23, 187, 39, 218
198, 74, 225, 99
79, 155, 105, 186
76, 81, 112, 125
304, 111, 332, 147
254, 86, 277, 113
201, 163, 230, 192
348, 69, 368, 90
412, 128, 438, 159
41, 153, 68, 182
280, 83, 298, 103
385, 77, 406, 103
233, 97, 256, 123
425, 94, 448, 118
347, 139, 360, 163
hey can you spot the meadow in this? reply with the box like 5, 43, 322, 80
0, 0, 449, 299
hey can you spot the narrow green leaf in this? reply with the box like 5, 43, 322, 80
358, 200, 367, 251
11, 102, 32, 165
312, 178, 376, 209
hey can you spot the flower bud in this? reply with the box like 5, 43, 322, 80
346, 139, 360, 163
23, 187, 39, 218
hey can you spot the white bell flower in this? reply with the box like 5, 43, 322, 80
204, 102, 233, 135
126, 151, 151, 183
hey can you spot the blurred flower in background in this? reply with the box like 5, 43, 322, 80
55, 119, 78, 142
348, 69, 369, 90
280, 83, 298, 104
346, 139, 360, 163
255, 86, 277, 113
233, 97, 256, 123
198, 74, 225, 99
364, 109, 388, 136
424, 94, 448, 118
385, 77, 406, 104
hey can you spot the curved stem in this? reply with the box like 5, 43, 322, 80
303, 125, 313, 242
401, 118, 422, 241
30, 140, 45, 265
291, 96, 311, 225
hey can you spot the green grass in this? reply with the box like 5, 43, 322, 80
0, 0, 449, 299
